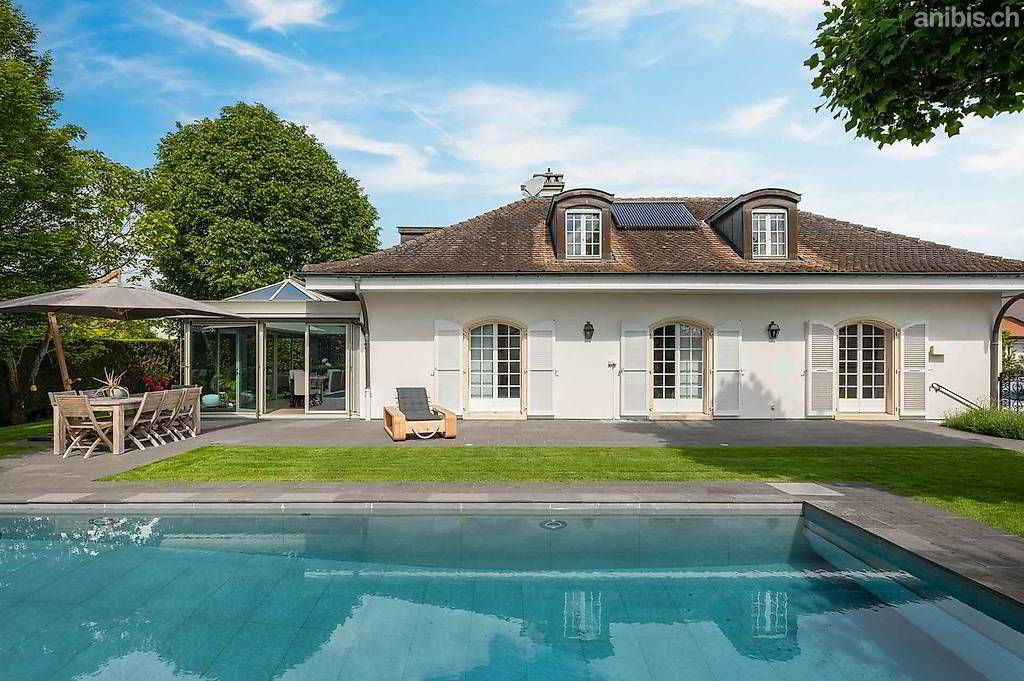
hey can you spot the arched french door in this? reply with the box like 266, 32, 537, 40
838, 322, 890, 413
468, 322, 523, 413
652, 322, 706, 414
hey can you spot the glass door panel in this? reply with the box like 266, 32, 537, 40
264, 322, 306, 413
469, 323, 521, 412
308, 324, 347, 412
190, 324, 257, 413
838, 323, 887, 413
652, 324, 704, 414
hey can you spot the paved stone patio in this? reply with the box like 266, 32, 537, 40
1, 417, 1023, 613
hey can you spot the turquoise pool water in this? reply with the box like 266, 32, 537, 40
1, 511, 1022, 680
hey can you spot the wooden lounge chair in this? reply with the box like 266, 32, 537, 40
384, 387, 457, 441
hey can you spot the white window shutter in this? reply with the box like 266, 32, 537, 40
806, 321, 837, 417
901, 322, 927, 417
620, 321, 648, 416
528, 320, 556, 416
434, 320, 463, 414
714, 321, 742, 416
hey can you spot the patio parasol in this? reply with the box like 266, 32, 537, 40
0, 281, 230, 320
0, 274, 234, 391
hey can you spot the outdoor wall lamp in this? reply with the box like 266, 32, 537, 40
766, 320, 781, 342
583, 321, 595, 342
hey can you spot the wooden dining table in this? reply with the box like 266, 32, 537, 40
51, 393, 202, 457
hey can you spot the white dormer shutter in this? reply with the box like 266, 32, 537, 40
714, 321, 742, 416
900, 322, 927, 417
806, 321, 836, 417
527, 320, 556, 416
620, 321, 648, 417
434, 320, 463, 414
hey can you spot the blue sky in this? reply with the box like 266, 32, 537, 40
22, 0, 1024, 256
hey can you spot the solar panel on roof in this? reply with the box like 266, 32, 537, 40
611, 202, 699, 229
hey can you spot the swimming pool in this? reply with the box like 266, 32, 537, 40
1, 510, 1022, 680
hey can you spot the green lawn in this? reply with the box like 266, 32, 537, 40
106, 445, 1024, 536
0, 419, 51, 459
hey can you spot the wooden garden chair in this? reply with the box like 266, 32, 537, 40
384, 387, 457, 441
125, 391, 166, 450
152, 389, 186, 443
54, 395, 115, 459
171, 387, 203, 438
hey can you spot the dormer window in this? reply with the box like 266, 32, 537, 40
752, 209, 788, 258
566, 209, 601, 258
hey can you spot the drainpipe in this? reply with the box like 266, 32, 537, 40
354, 277, 372, 420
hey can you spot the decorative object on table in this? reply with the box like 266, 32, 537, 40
384, 387, 457, 441
94, 369, 130, 398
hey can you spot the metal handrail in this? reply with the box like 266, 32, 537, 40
929, 383, 981, 410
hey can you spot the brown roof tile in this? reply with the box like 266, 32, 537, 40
303, 196, 1024, 275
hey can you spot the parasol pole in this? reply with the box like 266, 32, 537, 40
43, 269, 123, 391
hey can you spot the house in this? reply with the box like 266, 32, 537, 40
1001, 316, 1024, 359
184, 172, 1024, 421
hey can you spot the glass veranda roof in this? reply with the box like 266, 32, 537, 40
225, 278, 330, 302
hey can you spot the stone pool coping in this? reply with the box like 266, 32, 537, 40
2, 481, 1022, 618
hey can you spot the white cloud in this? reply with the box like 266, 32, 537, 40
428, 84, 769, 196
876, 139, 944, 160
961, 123, 1024, 178
713, 97, 787, 133
304, 119, 465, 190
132, 9, 784, 198
784, 119, 833, 143
566, 0, 823, 39
146, 6, 308, 73
231, 0, 335, 31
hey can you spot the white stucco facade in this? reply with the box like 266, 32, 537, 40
188, 275, 1013, 421
358, 288, 999, 421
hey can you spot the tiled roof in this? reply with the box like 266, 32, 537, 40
304, 196, 1024, 275
1002, 316, 1024, 336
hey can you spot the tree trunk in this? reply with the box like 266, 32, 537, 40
27, 327, 53, 389
3, 358, 26, 425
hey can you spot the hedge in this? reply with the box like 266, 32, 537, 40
0, 338, 179, 425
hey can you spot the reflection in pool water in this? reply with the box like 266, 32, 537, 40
0, 512, 1022, 681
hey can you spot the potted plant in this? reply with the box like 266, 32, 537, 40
94, 368, 130, 398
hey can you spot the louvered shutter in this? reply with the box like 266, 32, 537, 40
806, 321, 836, 417
434, 320, 463, 414
620, 321, 648, 417
528, 320, 556, 416
901, 322, 927, 417
714, 321, 742, 416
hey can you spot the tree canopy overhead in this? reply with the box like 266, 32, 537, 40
142, 103, 380, 300
807, 0, 1024, 146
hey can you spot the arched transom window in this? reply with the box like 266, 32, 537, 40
469, 322, 522, 412
652, 323, 705, 413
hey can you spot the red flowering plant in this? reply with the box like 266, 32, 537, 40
142, 374, 173, 392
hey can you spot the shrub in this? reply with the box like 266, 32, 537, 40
944, 407, 1024, 440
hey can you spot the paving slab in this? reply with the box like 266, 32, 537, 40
766, 482, 843, 496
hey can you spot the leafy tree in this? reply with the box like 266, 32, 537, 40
77, 151, 150, 279
142, 103, 380, 299
0, 0, 91, 423
1002, 329, 1024, 377
807, 0, 1024, 146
